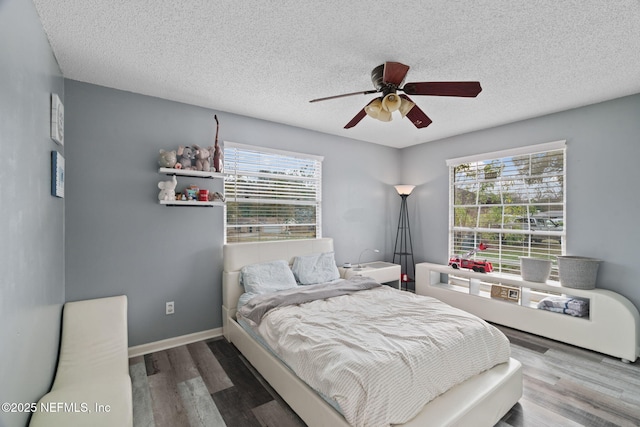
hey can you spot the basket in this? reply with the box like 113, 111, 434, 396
557, 256, 602, 289
520, 257, 552, 283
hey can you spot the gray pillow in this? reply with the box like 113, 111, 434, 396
292, 251, 340, 285
240, 259, 297, 295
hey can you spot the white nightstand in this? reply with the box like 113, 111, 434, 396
340, 261, 401, 289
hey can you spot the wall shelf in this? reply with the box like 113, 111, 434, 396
158, 167, 225, 179
416, 262, 640, 362
159, 200, 224, 207
157, 168, 224, 207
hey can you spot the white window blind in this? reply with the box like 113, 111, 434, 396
448, 141, 566, 279
224, 142, 323, 243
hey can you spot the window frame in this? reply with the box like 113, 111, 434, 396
223, 141, 323, 244
447, 140, 566, 279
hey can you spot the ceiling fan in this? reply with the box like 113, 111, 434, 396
309, 62, 482, 129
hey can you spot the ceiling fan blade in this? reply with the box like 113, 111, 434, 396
402, 81, 482, 97
399, 95, 432, 128
309, 89, 378, 103
383, 62, 410, 86
344, 108, 368, 129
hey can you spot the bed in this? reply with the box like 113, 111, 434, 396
222, 238, 522, 427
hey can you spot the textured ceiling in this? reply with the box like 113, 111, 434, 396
32, 0, 640, 148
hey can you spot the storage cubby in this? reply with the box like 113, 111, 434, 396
441, 270, 589, 317
416, 262, 640, 363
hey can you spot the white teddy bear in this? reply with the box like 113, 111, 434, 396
158, 175, 178, 201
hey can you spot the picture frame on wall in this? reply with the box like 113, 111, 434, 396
51, 151, 64, 198
51, 93, 64, 145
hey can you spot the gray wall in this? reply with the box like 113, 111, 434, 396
64, 80, 400, 346
0, 1, 65, 426
400, 94, 640, 310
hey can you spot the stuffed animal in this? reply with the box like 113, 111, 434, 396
193, 145, 211, 171
177, 145, 196, 170
206, 146, 216, 172
158, 149, 177, 168
158, 175, 178, 201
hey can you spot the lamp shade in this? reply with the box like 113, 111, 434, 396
365, 98, 393, 122
377, 109, 392, 122
398, 97, 415, 117
382, 93, 401, 112
364, 98, 383, 119
394, 184, 415, 195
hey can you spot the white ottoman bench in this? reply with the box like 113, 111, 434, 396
29, 295, 132, 427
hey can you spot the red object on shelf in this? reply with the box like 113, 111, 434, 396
448, 242, 493, 273
198, 189, 209, 201
448, 257, 493, 273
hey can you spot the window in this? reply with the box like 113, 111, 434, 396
447, 140, 566, 279
224, 142, 323, 243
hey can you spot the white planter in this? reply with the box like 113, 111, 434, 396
520, 257, 552, 283
557, 256, 602, 289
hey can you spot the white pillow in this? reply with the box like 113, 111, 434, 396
292, 251, 340, 285
240, 260, 297, 295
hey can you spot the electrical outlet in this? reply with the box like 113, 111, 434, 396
166, 301, 175, 315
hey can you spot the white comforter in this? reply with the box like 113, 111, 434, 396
239, 284, 510, 427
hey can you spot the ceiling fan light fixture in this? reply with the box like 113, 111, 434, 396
377, 109, 392, 122
364, 98, 383, 119
313, 62, 480, 129
399, 97, 416, 117
382, 93, 401, 112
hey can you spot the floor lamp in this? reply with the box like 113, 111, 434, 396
392, 185, 416, 291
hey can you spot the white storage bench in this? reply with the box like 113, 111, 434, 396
416, 263, 640, 363
29, 295, 133, 427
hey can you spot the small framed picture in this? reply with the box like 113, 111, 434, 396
51, 93, 64, 145
491, 284, 519, 302
51, 151, 65, 198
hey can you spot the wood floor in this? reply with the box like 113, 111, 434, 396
130, 325, 640, 427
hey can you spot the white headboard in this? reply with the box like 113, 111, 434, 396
222, 238, 334, 322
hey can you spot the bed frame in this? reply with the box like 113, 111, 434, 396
222, 238, 523, 427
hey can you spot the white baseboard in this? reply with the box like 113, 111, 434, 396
128, 327, 223, 358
